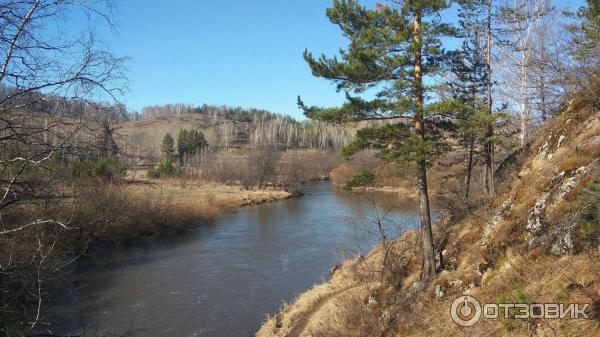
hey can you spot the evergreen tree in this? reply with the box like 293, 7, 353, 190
299, 0, 455, 282
484, 0, 495, 195
446, 32, 488, 199
177, 129, 208, 165
456, 0, 496, 195
576, 0, 600, 58
448, 0, 493, 199
563, 0, 600, 107
160, 133, 175, 162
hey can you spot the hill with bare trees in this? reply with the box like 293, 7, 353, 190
114, 103, 355, 166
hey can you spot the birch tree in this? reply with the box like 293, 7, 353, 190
496, 0, 550, 144
0, 1, 125, 333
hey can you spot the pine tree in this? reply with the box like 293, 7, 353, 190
160, 133, 175, 162
456, 0, 500, 196
578, 0, 600, 106
177, 129, 208, 165
299, 0, 455, 283
484, 0, 495, 196
564, 0, 600, 107
447, 33, 487, 199
444, 0, 502, 200
577, 0, 600, 55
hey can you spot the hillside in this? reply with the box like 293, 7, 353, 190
256, 98, 600, 336
113, 106, 356, 165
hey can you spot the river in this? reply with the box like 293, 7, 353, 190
49, 181, 421, 337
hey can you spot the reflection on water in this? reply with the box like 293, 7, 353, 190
49, 182, 421, 337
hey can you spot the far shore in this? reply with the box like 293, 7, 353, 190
349, 185, 418, 199
124, 169, 295, 218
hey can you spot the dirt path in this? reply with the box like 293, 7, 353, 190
286, 285, 359, 337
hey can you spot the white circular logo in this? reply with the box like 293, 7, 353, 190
451, 295, 482, 327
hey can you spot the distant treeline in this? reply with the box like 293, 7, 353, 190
136, 103, 284, 122
0, 83, 356, 150
247, 117, 354, 149
136, 103, 356, 150
0, 84, 130, 122
0, 84, 280, 124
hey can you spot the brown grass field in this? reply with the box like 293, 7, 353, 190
124, 169, 293, 210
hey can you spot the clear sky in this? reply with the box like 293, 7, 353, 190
103, 0, 585, 119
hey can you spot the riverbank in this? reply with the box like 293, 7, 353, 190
82, 175, 295, 243
45, 181, 422, 337
349, 185, 417, 198
2, 174, 295, 335
255, 99, 600, 337
125, 175, 294, 211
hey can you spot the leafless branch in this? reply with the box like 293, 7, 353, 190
0, 218, 73, 235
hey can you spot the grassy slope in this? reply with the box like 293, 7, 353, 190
256, 101, 600, 336
114, 113, 229, 160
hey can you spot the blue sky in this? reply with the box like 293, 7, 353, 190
103, 0, 585, 119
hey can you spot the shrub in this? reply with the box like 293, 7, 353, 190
575, 176, 600, 247
90, 156, 125, 178
146, 166, 161, 178
147, 160, 182, 178
330, 163, 356, 186
343, 171, 375, 191
70, 155, 125, 179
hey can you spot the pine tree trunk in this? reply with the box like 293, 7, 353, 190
416, 157, 435, 281
484, 0, 495, 196
413, 8, 436, 283
465, 136, 475, 199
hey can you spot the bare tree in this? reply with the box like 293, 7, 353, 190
247, 144, 280, 189
495, 0, 553, 143
1, 0, 126, 211
0, 0, 125, 334
527, 5, 570, 122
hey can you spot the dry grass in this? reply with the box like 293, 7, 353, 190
115, 114, 218, 162
125, 171, 292, 208
559, 152, 596, 172
255, 103, 600, 337
0, 172, 293, 334
256, 258, 364, 337
330, 163, 356, 187
511, 167, 552, 220
54, 174, 293, 244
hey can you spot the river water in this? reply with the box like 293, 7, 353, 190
50, 182, 421, 337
